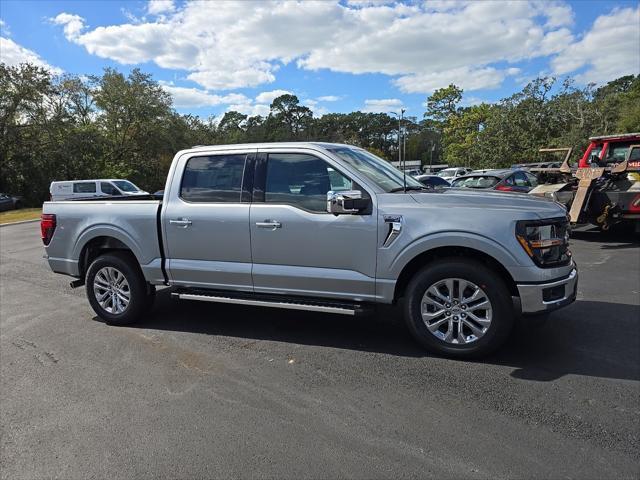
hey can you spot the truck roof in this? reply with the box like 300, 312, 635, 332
186, 142, 359, 152
588, 132, 640, 142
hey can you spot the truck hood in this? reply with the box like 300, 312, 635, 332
405, 188, 567, 219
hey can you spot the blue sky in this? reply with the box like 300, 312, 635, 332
1, 0, 638, 120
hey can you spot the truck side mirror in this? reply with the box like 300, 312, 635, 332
327, 190, 369, 215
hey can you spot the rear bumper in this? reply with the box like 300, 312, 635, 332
517, 268, 578, 315
45, 255, 79, 277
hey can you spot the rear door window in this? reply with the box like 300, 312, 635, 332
181, 154, 247, 202
73, 182, 96, 193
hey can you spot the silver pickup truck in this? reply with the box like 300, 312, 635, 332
42, 142, 578, 358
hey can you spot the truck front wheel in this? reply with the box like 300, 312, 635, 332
404, 258, 514, 358
85, 252, 153, 325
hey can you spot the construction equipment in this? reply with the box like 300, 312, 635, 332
528, 133, 640, 230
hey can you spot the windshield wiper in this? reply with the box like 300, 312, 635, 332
388, 185, 430, 193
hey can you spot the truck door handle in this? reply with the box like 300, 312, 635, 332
170, 218, 192, 227
256, 220, 282, 229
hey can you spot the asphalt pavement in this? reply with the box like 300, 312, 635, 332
1, 221, 639, 479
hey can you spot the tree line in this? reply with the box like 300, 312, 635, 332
1, 63, 638, 205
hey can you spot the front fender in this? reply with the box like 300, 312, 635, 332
384, 231, 522, 280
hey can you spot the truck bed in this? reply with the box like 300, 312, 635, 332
42, 198, 166, 284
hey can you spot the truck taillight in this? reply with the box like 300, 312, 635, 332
41, 214, 56, 245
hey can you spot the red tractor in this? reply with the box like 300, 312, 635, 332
529, 133, 640, 231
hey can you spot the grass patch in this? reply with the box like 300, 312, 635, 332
0, 208, 41, 224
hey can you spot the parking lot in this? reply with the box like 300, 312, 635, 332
1, 221, 638, 479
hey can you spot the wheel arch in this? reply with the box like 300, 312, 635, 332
393, 245, 519, 302
78, 235, 140, 279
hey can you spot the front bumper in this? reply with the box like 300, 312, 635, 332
517, 268, 578, 315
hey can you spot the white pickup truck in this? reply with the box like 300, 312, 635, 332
42, 142, 578, 358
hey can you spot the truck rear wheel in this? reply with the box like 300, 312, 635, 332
85, 252, 153, 326
404, 258, 514, 358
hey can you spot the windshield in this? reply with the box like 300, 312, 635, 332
451, 176, 500, 188
112, 180, 141, 192
437, 168, 459, 177
327, 148, 424, 192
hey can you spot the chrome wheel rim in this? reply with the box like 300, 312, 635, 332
420, 278, 492, 344
93, 267, 131, 314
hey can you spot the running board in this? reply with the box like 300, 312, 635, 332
173, 291, 365, 316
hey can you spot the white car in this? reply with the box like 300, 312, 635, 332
49, 179, 148, 201
436, 167, 472, 181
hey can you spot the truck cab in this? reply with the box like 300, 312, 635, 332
579, 133, 640, 169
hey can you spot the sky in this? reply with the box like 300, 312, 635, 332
1, 0, 639, 120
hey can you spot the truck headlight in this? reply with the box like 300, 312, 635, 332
516, 217, 571, 268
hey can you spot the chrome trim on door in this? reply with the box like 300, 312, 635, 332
255, 220, 282, 229
169, 218, 192, 227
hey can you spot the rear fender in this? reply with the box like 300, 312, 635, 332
73, 225, 145, 267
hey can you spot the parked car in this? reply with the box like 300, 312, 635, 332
437, 167, 473, 181
414, 175, 451, 188
49, 179, 148, 201
42, 142, 577, 358
0, 193, 23, 212
451, 169, 539, 193
405, 168, 423, 177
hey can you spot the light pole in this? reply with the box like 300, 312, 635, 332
390, 109, 406, 192
389, 111, 402, 167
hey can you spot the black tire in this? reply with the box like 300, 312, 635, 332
404, 258, 514, 358
85, 251, 153, 325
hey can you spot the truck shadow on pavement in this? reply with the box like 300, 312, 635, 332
570, 226, 639, 249
125, 290, 640, 383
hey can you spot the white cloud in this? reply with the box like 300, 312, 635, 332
50, 1, 598, 92
394, 66, 513, 94
159, 82, 250, 108
533, 1, 574, 28
317, 95, 341, 102
0, 19, 10, 36
51, 13, 85, 40
539, 27, 574, 55
255, 89, 292, 104
229, 103, 271, 117
0, 37, 62, 74
148, 0, 175, 16
551, 6, 640, 84
362, 98, 403, 113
